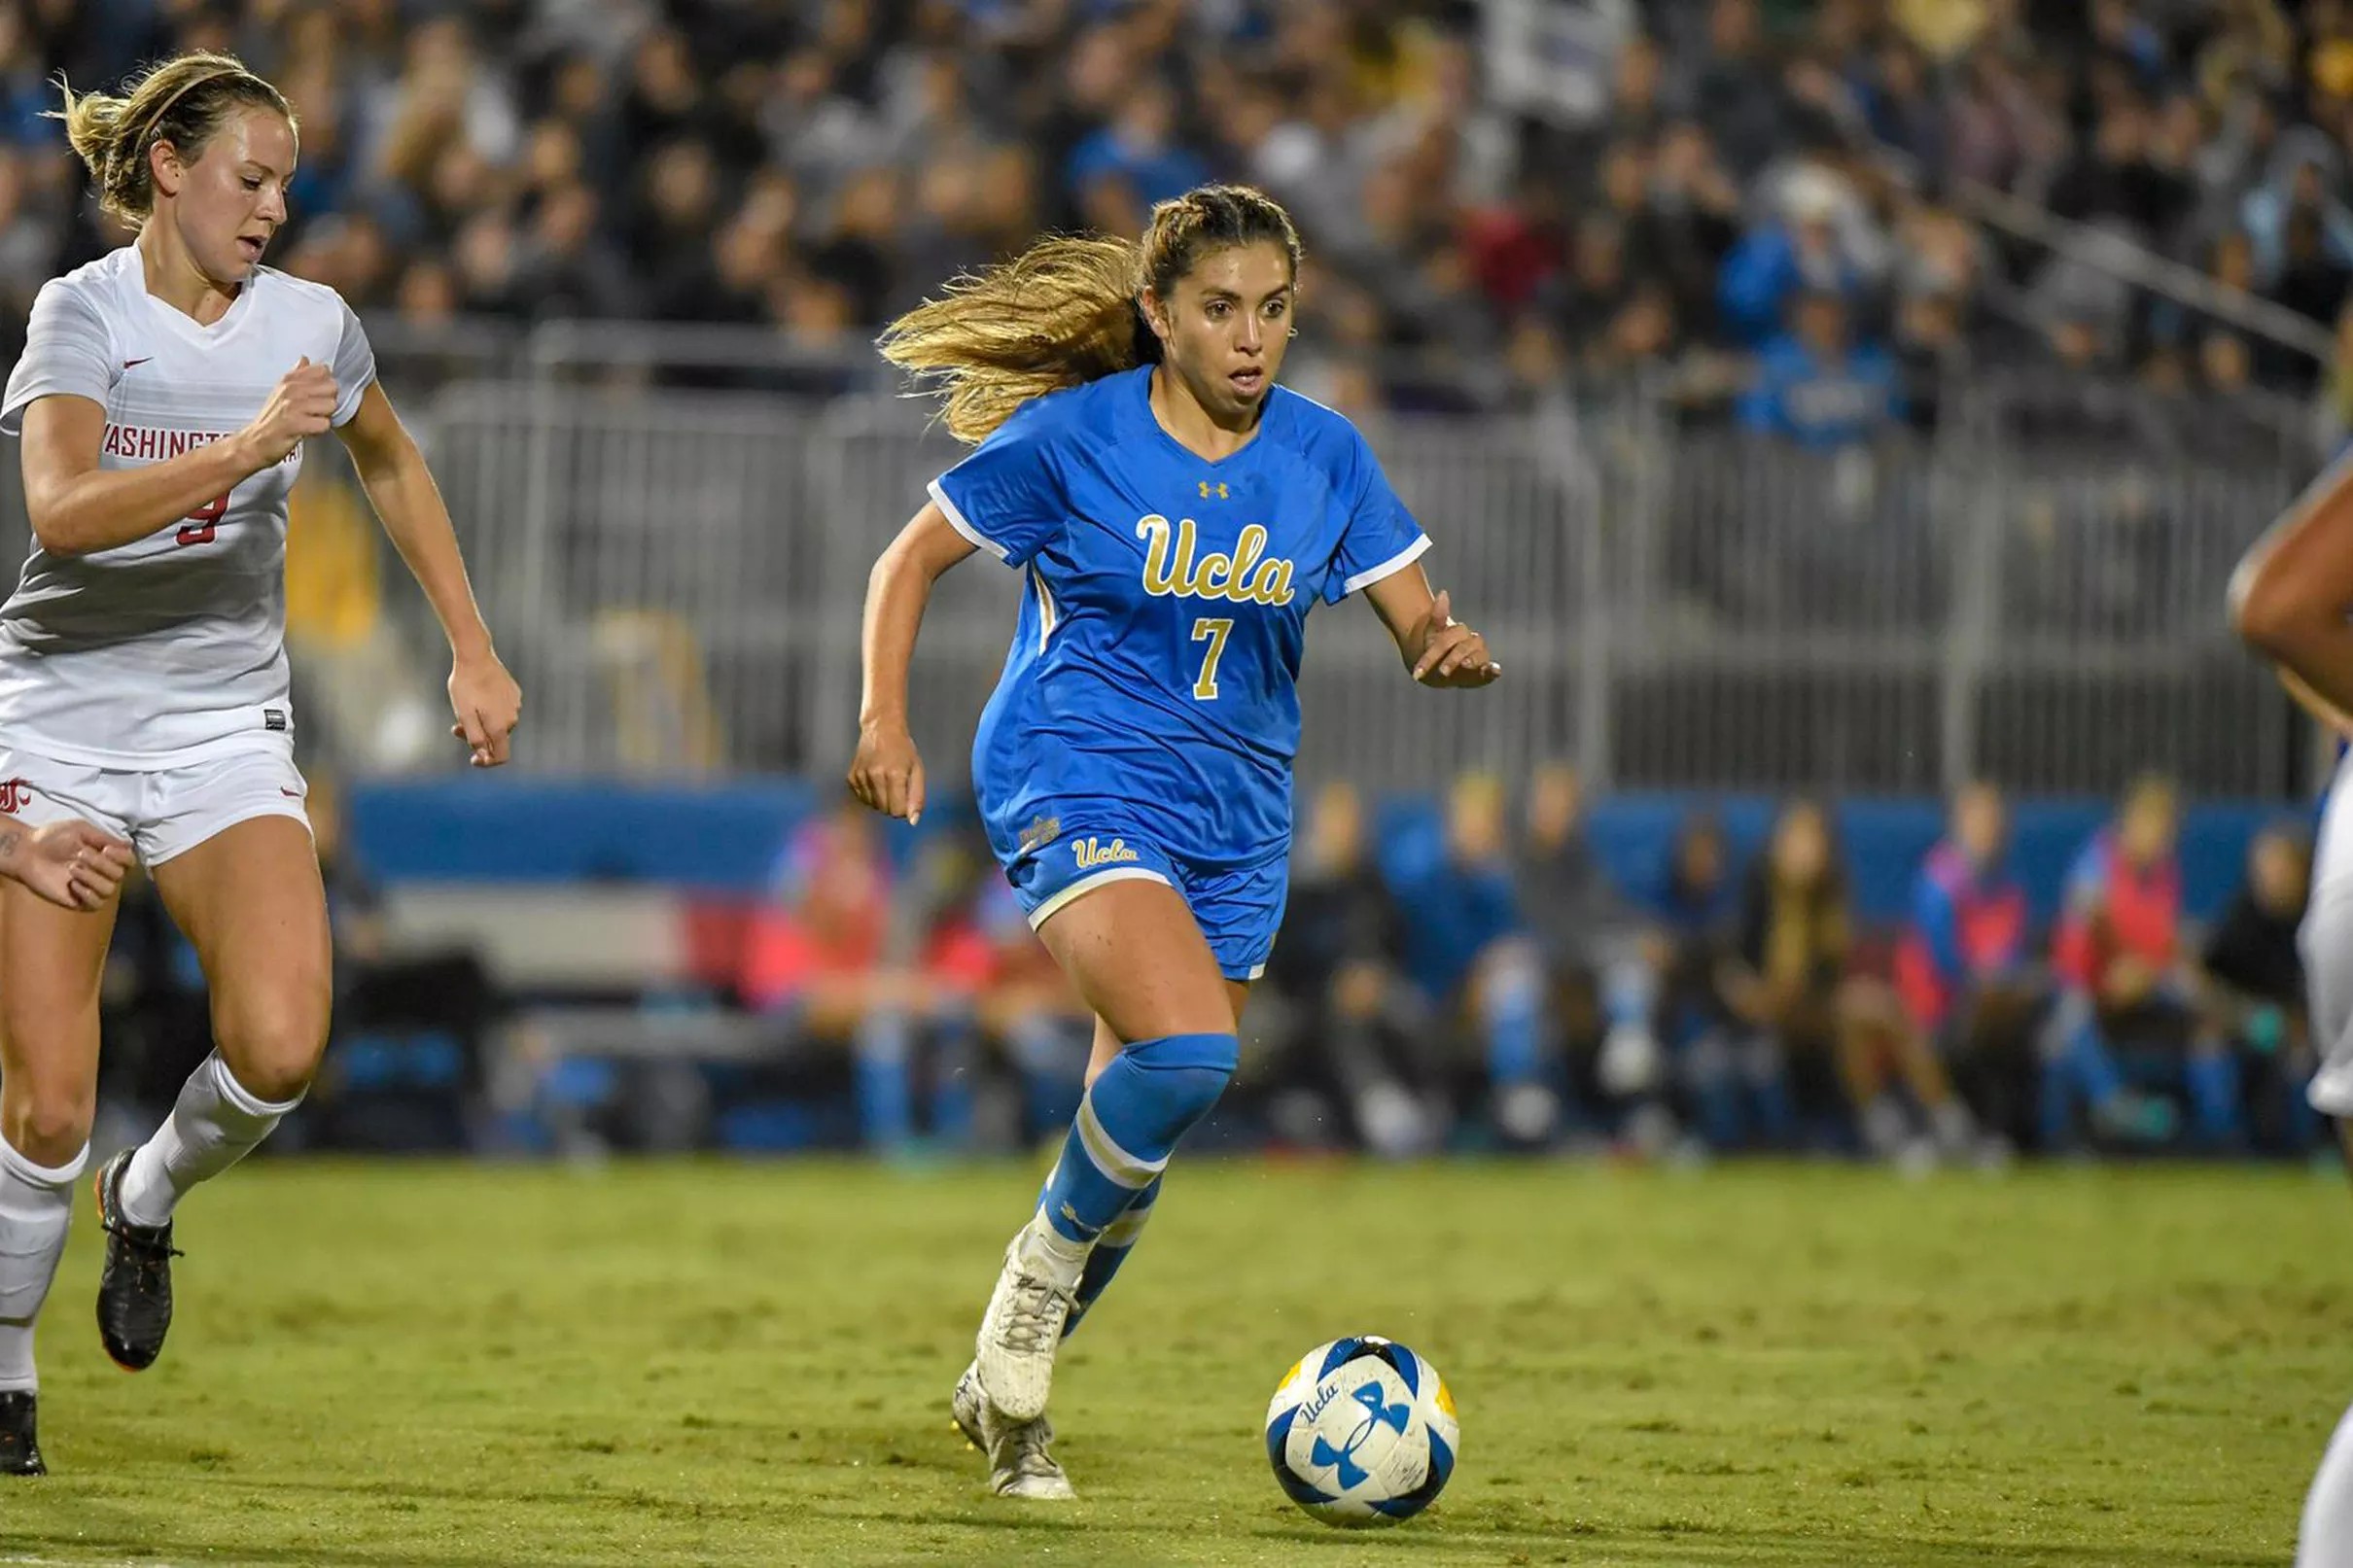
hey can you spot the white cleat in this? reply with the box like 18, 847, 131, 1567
973, 1240, 1074, 1422
953, 1362, 1076, 1500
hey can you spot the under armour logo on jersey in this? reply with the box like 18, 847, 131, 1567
1198, 480, 1228, 500
0, 779, 27, 814
1309, 1381, 1412, 1489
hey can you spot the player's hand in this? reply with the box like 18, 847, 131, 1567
1411, 590, 1501, 686
448, 648, 521, 767
849, 718, 926, 825
240, 356, 338, 468
4, 819, 133, 911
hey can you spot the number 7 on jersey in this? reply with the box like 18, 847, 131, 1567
1191, 616, 1234, 700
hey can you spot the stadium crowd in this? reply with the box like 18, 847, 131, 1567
0, 0, 2347, 436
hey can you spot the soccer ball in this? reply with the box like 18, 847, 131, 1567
1264, 1336, 1459, 1527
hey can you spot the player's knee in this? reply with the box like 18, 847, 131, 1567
2, 1088, 94, 1168
216, 1010, 328, 1104
1124, 1030, 1240, 1121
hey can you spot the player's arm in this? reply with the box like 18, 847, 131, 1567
850, 502, 977, 824
17, 368, 330, 557
2231, 452, 2353, 719
1361, 563, 1500, 687
2279, 666, 2353, 741
335, 381, 520, 768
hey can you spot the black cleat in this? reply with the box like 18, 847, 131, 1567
92, 1150, 178, 1373
0, 1390, 43, 1476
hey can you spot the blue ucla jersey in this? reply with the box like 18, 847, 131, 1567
931, 365, 1429, 875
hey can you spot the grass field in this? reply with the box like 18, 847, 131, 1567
0, 1158, 2345, 1567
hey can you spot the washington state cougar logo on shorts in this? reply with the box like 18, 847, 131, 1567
0, 779, 30, 814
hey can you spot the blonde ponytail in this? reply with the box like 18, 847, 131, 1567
878, 235, 1145, 444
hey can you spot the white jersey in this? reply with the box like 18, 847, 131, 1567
0, 246, 375, 768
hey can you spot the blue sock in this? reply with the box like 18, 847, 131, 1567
1482, 959, 1545, 1087
1064, 1175, 1160, 1338
854, 1010, 915, 1153
1036, 1032, 1236, 1246
2185, 1049, 2239, 1146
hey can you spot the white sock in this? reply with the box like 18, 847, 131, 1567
0, 1139, 88, 1393
1014, 1211, 1090, 1294
2302, 1400, 2353, 1567
118, 1053, 302, 1229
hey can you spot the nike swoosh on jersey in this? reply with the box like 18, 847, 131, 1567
122, 357, 151, 368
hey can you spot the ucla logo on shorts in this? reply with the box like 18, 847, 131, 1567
1073, 836, 1141, 870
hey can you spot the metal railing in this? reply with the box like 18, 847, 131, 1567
0, 328, 2323, 800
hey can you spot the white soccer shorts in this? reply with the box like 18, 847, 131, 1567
0, 745, 310, 867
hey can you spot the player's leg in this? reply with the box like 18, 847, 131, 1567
0, 871, 118, 1475
2301, 1383, 2353, 1568
1063, 976, 1249, 1334
976, 875, 1237, 1419
2297, 889, 2353, 1562
101, 802, 328, 1372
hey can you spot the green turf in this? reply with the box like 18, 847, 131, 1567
0, 1158, 2343, 1566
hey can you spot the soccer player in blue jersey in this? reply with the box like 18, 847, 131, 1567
850, 186, 1500, 1500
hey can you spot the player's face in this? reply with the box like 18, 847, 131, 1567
160, 108, 297, 285
1148, 242, 1294, 425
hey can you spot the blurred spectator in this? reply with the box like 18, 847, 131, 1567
1897, 784, 2044, 1157
1395, 774, 1555, 1148
741, 799, 945, 1155
1263, 782, 1443, 1160
1064, 73, 1209, 223
1737, 291, 1903, 449
1645, 812, 1748, 1151
1718, 165, 1868, 348
1725, 799, 1965, 1159
2047, 776, 2235, 1149
2241, 134, 2353, 290
1515, 763, 1668, 1147
2198, 826, 2316, 1153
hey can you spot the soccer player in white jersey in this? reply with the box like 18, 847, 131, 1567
2233, 451, 2353, 1566
0, 52, 520, 1476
